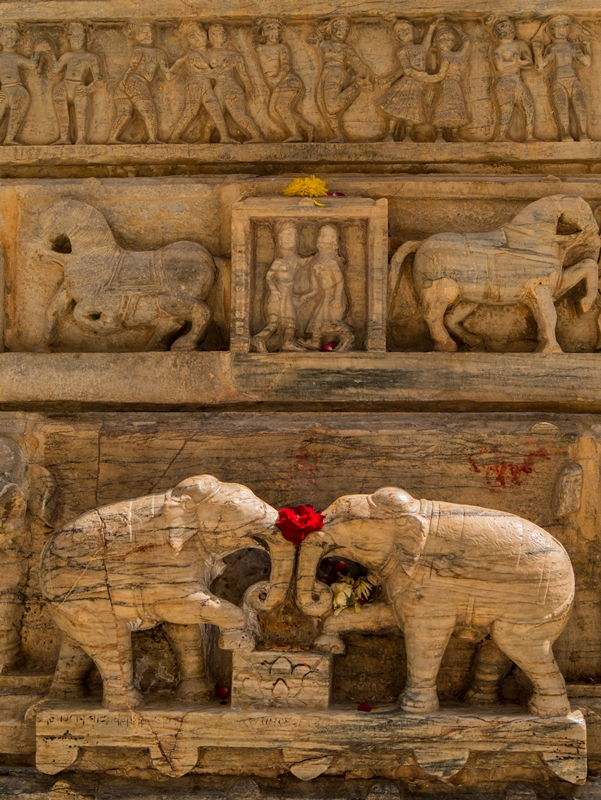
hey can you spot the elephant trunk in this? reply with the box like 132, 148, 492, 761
296, 532, 334, 618
245, 531, 297, 614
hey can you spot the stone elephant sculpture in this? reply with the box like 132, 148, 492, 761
296, 487, 575, 717
40, 475, 295, 710
389, 194, 601, 353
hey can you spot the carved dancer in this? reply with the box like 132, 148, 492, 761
299, 223, 354, 352
206, 24, 263, 144
251, 221, 307, 353
108, 21, 172, 145
254, 18, 313, 143
430, 23, 470, 142
533, 15, 591, 142
0, 24, 42, 145
489, 16, 535, 142
378, 18, 440, 143
168, 22, 235, 144
313, 17, 372, 143
41, 22, 104, 145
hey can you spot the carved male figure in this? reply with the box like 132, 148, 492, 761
533, 15, 591, 142
299, 223, 354, 352
43, 22, 104, 145
297, 487, 575, 717
168, 22, 235, 144
108, 21, 171, 144
313, 17, 372, 143
255, 18, 313, 143
206, 24, 263, 144
490, 16, 535, 142
40, 475, 296, 709
251, 220, 307, 353
430, 23, 470, 142
0, 24, 42, 145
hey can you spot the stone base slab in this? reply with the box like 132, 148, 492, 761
35, 702, 586, 783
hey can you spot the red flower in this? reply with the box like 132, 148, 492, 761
215, 684, 229, 699
357, 701, 372, 712
276, 505, 324, 546
321, 341, 337, 351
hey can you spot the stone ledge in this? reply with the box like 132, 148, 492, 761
1, 142, 601, 172
1, 352, 601, 410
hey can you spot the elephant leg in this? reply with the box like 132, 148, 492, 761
163, 622, 212, 702
52, 603, 143, 710
48, 632, 94, 700
465, 638, 512, 705
159, 590, 255, 652
400, 612, 456, 713
421, 279, 460, 352
557, 257, 599, 314
143, 317, 183, 351
491, 617, 571, 716
170, 300, 212, 351
444, 301, 481, 348
315, 603, 398, 655
524, 283, 562, 354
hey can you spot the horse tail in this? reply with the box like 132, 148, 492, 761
388, 240, 422, 316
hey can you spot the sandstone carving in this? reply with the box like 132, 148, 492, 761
33, 198, 216, 352
533, 16, 591, 142
430, 22, 470, 142
0, 24, 43, 146
489, 16, 536, 142
254, 18, 313, 143
41, 23, 104, 145
389, 194, 601, 353
39, 475, 295, 709
297, 487, 575, 717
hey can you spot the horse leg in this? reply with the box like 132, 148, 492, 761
421, 279, 460, 352
444, 301, 481, 348
170, 300, 212, 351
33, 284, 70, 352
557, 258, 599, 314
524, 282, 563, 354
143, 318, 183, 351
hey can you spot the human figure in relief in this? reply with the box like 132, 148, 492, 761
168, 22, 236, 144
108, 21, 171, 145
251, 221, 307, 352
378, 18, 440, 143
313, 17, 372, 143
490, 16, 535, 142
430, 23, 470, 142
533, 15, 591, 142
0, 24, 43, 145
299, 223, 354, 352
254, 18, 313, 143
206, 24, 263, 144
41, 22, 104, 145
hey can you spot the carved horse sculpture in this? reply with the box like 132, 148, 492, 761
389, 194, 601, 353
33, 198, 216, 351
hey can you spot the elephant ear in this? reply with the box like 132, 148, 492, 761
393, 514, 429, 578
163, 494, 199, 554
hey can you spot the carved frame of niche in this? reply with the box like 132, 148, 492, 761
230, 197, 388, 353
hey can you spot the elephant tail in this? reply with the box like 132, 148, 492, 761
388, 240, 422, 316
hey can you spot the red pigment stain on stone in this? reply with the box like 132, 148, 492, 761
468, 447, 550, 487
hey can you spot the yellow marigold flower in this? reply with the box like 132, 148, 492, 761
283, 175, 328, 198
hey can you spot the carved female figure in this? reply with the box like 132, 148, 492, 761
44, 22, 104, 145
206, 24, 263, 144
490, 16, 535, 142
0, 24, 43, 145
255, 18, 313, 143
299, 223, 354, 352
533, 15, 591, 142
378, 18, 439, 143
168, 22, 235, 144
108, 21, 171, 144
313, 17, 372, 143
251, 221, 307, 352
430, 24, 470, 142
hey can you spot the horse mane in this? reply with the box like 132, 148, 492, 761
42, 198, 119, 258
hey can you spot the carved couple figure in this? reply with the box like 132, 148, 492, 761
40, 475, 574, 718
252, 221, 354, 353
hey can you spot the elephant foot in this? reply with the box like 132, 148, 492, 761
102, 686, 144, 711
399, 686, 439, 714
48, 682, 85, 701
464, 686, 499, 706
314, 633, 346, 655
528, 692, 571, 717
219, 628, 255, 652
176, 677, 213, 702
